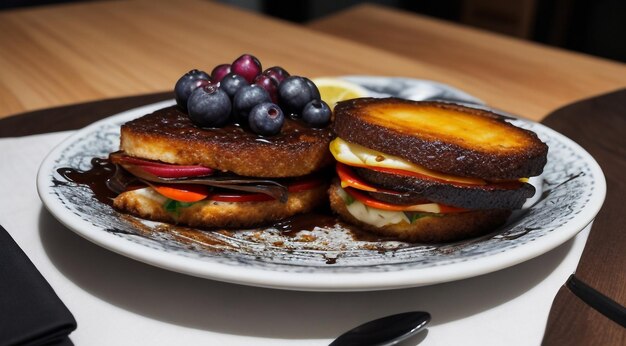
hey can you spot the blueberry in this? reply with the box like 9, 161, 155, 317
278, 76, 315, 114
231, 54, 262, 83
174, 69, 211, 111
253, 74, 278, 103
220, 73, 248, 99
249, 102, 284, 136
187, 69, 210, 80
262, 66, 290, 85
301, 99, 331, 127
303, 77, 321, 101
211, 64, 231, 83
233, 84, 271, 123
187, 85, 231, 127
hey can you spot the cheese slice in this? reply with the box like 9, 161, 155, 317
337, 187, 410, 227
329, 137, 486, 185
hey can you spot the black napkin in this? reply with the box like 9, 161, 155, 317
0, 225, 76, 346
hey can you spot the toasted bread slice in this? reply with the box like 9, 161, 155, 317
333, 98, 548, 179
114, 184, 328, 228
354, 167, 535, 210
328, 182, 510, 242
120, 106, 334, 178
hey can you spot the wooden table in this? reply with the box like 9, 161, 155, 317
0, 1, 624, 345
309, 4, 626, 120
2, 1, 625, 121
0, 0, 447, 120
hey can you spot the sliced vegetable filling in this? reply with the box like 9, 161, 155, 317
135, 175, 323, 203
337, 163, 465, 213
330, 137, 527, 188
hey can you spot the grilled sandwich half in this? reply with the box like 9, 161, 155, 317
110, 105, 333, 228
329, 98, 548, 242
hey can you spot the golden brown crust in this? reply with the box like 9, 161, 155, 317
120, 106, 334, 178
328, 182, 510, 243
113, 184, 328, 228
333, 98, 548, 179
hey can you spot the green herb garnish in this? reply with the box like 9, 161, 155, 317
344, 193, 355, 205
403, 211, 442, 223
164, 199, 195, 216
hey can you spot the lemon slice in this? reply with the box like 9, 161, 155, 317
311, 77, 368, 108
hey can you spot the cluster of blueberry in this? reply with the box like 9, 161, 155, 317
174, 54, 331, 136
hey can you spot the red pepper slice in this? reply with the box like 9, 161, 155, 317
336, 163, 406, 194
152, 184, 210, 203
343, 187, 466, 213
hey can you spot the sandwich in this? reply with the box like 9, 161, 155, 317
109, 105, 333, 228
328, 98, 548, 242
107, 54, 338, 229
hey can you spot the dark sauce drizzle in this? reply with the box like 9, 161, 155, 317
54, 157, 584, 260
56, 158, 118, 207
54, 158, 362, 236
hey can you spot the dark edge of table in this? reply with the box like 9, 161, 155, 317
0, 92, 171, 138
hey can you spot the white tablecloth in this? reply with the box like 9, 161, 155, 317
0, 132, 588, 345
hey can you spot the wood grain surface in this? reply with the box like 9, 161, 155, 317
0, 0, 468, 120
541, 90, 626, 305
541, 90, 626, 345
309, 4, 626, 121
543, 286, 624, 345
2, 0, 625, 122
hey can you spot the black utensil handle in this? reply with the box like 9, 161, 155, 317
567, 274, 626, 328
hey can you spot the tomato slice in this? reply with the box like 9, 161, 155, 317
287, 177, 324, 193
152, 184, 209, 203
343, 187, 466, 213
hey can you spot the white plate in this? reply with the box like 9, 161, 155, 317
37, 77, 605, 291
